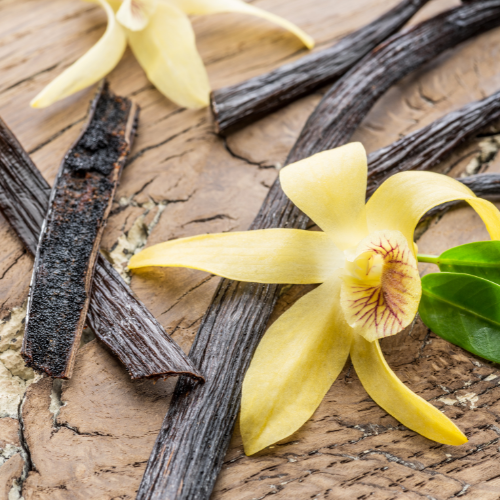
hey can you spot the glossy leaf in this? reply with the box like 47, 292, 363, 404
435, 241, 500, 286
419, 272, 500, 363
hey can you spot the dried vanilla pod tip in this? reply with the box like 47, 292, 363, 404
366, 90, 500, 196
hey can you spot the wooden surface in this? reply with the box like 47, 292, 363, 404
2, 0, 500, 498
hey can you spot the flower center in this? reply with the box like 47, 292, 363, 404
340, 230, 421, 342
116, 0, 157, 31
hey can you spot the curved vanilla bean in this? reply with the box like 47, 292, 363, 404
137, 2, 500, 499
211, 0, 430, 134
366, 90, 500, 196
0, 83, 202, 381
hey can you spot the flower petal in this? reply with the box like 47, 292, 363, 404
129, 229, 343, 284
167, 0, 314, 49
30, 0, 126, 108
127, 1, 210, 108
279, 143, 369, 250
366, 171, 500, 256
117, 0, 157, 31
241, 273, 352, 455
351, 334, 467, 445
341, 230, 421, 342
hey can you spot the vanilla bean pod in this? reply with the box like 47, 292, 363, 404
137, 3, 500, 499
211, 0, 430, 134
364, 90, 500, 214
366, 90, 500, 196
0, 83, 202, 381
23, 82, 140, 378
460, 173, 500, 196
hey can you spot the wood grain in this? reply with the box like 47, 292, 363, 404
2, 0, 500, 498
366, 89, 500, 195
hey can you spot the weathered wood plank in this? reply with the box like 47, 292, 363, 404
1, 0, 500, 498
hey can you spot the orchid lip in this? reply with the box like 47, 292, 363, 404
340, 230, 421, 342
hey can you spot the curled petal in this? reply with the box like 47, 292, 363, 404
127, 1, 210, 108
366, 171, 500, 255
241, 274, 352, 455
351, 334, 467, 445
167, 0, 314, 49
129, 229, 343, 284
31, 0, 126, 108
117, 0, 157, 31
280, 143, 369, 250
341, 230, 421, 341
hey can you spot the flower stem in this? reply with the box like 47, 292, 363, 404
417, 254, 439, 264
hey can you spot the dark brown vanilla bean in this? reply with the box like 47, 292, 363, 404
23, 82, 139, 378
366, 90, 500, 196
211, 0, 430, 134
137, 3, 500, 499
0, 84, 202, 381
288, 3, 500, 162
460, 173, 500, 197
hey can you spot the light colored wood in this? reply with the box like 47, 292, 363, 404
1, 0, 500, 498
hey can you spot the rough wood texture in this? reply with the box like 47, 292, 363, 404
0, 93, 202, 382
211, 0, 430, 134
2, 0, 500, 498
138, 4, 500, 499
0, 417, 22, 500
20, 343, 177, 499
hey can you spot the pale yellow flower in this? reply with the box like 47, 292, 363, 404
30, 0, 313, 109
129, 143, 500, 454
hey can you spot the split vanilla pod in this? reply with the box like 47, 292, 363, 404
0, 81, 202, 381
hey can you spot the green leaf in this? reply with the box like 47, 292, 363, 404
419, 272, 500, 363
435, 241, 500, 285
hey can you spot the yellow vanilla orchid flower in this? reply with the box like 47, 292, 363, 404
30, 0, 314, 109
129, 142, 500, 455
